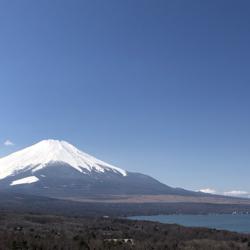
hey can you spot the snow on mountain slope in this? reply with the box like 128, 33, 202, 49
10, 176, 39, 186
0, 139, 127, 180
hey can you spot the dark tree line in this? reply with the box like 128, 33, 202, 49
0, 212, 249, 249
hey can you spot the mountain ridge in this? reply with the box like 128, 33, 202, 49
0, 139, 200, 198
0, 139, 240, 202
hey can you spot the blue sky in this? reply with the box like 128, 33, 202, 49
0, 0, 250, 195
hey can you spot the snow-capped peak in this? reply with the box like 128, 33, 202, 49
0, 139, 127, 179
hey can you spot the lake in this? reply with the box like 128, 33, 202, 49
129, 214, 250, 233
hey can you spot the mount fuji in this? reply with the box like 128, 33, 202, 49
0, 139, 198, 198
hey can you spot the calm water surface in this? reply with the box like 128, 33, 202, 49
129, 214, 250, 233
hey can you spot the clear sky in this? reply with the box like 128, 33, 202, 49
0, 0, 250, 195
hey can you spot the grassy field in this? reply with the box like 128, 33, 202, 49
64, 194, 250, 204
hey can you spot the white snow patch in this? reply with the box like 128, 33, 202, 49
0, 139, 127, 179
10, 176, 39, 186
199, 188, 217, 194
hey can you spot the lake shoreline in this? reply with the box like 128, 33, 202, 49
128, 214, 250, 234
